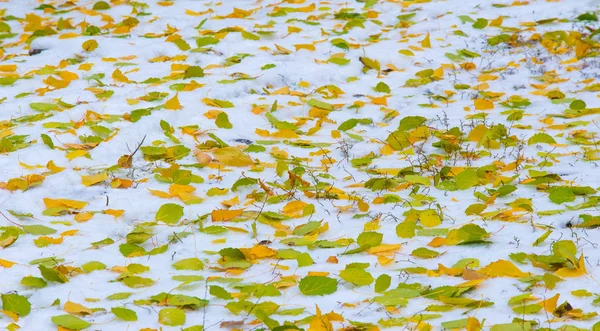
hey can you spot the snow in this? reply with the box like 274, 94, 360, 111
1, 0, 600, 330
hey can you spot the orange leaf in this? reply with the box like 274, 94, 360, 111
212, 209, 244, 222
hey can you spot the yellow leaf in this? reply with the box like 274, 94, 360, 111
399, 49, 415, 56
37, 236, 64, 245
420, 210, 441, 227
82, 40, 98, 52
489, 16, 503, 27
371, 96, 387, 106
74, 212, 93, 222
148, 189, 173, 199
369, 244, 402, 255
308, 305, 333, 331
81, 172, 108, 186
358, 199, 369, 212
3, 310, 18, 322
294, 44, 316, 51
0, 64, 17, 72
242, 245, 277, 259
421, 33, 431, 48
45, 76, 70, 88
477, 260, 527, 278
538, 293, 559, 312
474, 98, 494, 110
44, 198, 87, 209
60, 230, 78, 237
165, 93, 182, 110
66, 150, 90, 160
212, 147, 254, 167
0, 258, 15, 268
104, 209, 125, 218
112, 68, 130, 83
212, 209, 244, 222
221, 195, 240, 207
282, 201, 309, 218
64, 301, 92, 316
466, 317, 480, 331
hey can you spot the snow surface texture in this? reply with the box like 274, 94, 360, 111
1, 0, 600, 330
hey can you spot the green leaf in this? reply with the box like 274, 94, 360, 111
51, 314, 91, 329
472, 18, 488, 29
512, 303, 542, 314
532, 229, 552, 246
21, 276, 47, 288
374, 274, 391, 293
39, 265, 69, 283
106, 292, 133, 300
184, 66, 204, 79
455, 169, 478, 190
296, 253, 314, 267
155, 203, 184, 224
465, 203, 486, 215
528, 132, 556, 145
298, 276, 337, 296
172, 258, 204, 271
548, 187, 575, 204
158, 308, 186, 326
490, 322, 532, 331
340, 268, 374, 286
241, 31, 260, 40
41, 134, 54, 149
0, 78, 17, 86
196, 37, 219, 47
1, 293, 31, 317
30, 102, 58, 112
411, 247, 440, 259
232, 177, 258, 192
22, 224, 56, 235
357, 231, 383, 247
81, 261, 106, 272
210, 285, 233, 300
111, 307, 138, 321
215, 112, 233, 129
307, 99, 332, 110
374, 82, 391, 93
570, 100, 586, 110
293, 221, 321, 236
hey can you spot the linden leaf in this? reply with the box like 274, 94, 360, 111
374, 274, 391, 293
455, 169, 479, 190
215, 112, 233, 129
64, 301, 92, 315
548, 187, 575, 204
81, 172, 108, 186
172, 258, 204, 270
212, 147, 254, 167
299, 276, 337, 296
51, 315, 91, 330
478, 260, 527, 278
474, 99, 494, 110
155, 203, 184, 224
1, 293, 31, 317
82, 40, 98, 52
420, 209, 442, 227
111, 307, 137, 321
158, 308, 186, 326
340, 268, 374, 286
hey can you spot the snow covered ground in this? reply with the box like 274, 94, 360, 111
1, 0, 600, 330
